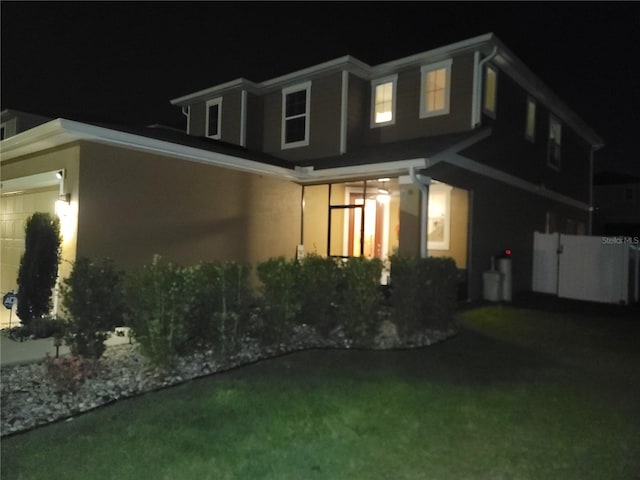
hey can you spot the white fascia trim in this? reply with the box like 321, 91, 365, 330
433, 150, 590, 211
295, 158, 428, 184
2, 119, 431, 186
170, 78, 261, 106
0, 119, 300, 181
371, 33, 494, 76
340, 71, 348, 154
261, 56, 371, 89
1, 170, 61, 194
490, 36, 603, 148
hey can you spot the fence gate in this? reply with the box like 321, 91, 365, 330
532, 232, 639, 304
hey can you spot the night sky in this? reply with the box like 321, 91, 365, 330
2, 1, 639, 176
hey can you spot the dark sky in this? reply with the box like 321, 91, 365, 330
2, 1, 639, 176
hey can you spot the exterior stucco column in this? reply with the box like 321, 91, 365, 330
397, 175, 421, 256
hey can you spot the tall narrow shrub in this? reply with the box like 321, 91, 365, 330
61, 257, 128, 359
336, 257, 383, 342
256, 257, 301, 345
16, 212, 61, 326
126, 255, 198, 367
187, 261, 252, 353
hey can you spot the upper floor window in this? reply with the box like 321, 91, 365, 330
525, 97, 536, 142
206, 98, 222, 139
548, 115, 562, 169
282, 81, 311, 149
483, 65, 497, 117
371, 75, 397, 127
420, 59, 452, 118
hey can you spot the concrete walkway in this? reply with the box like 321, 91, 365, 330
0, 330, 132, 367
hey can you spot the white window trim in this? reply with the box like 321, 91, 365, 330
547, 115, 562, 170
525, 97, 536, 142
420, 59, 453, 119
370, 74, 398, 128
482, 64, 497, 118
281, 81, 311, 149
205, 97, 222, 140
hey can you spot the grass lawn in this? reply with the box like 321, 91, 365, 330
2, 305, 639, 479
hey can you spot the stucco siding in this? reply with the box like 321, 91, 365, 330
76, 142, 301, 269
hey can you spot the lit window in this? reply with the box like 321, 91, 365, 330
483, 65, 497, 117
420, 60, 452, 118
371, 75, 397, 127
548, 115, 562, 169
206, 98, 222, 139
525, 97, 536, 142
282, 82, 311, 149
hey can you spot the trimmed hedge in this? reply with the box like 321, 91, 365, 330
59, 254, 458, 367
389, 255, 458, 337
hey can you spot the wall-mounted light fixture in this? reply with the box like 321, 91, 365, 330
55, 193, 71, 217
56, 170, 64, 180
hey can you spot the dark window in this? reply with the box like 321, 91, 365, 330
207, 104, 219, 137
285, 90, 306, 117
285, 116, 306, 143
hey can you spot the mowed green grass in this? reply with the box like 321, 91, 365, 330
2, 306, 639, 479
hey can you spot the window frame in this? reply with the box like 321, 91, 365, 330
547, 114, 562, 170
482, 64, 498, 118
525, 97, 536, 142
419, 59, 453, 119
281, 81, 311, 149
205, 97, 222, 140
370, 74, 398, 127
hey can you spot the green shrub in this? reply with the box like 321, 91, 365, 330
335, 257, 383, 342
126, 256, 198, 367
256, 257, 301, 345
297, 254, 341, 337
25, 315, 66, 339
16, 212, 61, 326
389, 255, 458, 336
187, 261, 253, 354
61, 257, 128, 359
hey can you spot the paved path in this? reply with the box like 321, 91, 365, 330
0, 331, 131, 366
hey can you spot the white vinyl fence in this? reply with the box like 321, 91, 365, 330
532, 232, 639, 304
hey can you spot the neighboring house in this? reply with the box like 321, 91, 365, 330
1, 33, 603, 327
593, 171, 640, 238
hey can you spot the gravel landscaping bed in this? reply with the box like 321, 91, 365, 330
1, 323, 456, 437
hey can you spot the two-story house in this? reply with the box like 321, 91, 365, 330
169, 32, 603, 299
0, 33, 603, 327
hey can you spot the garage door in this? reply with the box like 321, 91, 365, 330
1, 188, 58, 328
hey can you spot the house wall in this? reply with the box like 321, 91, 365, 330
466, 62, 592, 205
0, 145, 81, 327
245, 92, 264, 151
262, 73, 344, 162
75, 142, 301, 270
362, 53, 476, 146
429, 165, 589, 299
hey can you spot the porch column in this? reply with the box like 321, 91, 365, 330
397, 175, 421, 256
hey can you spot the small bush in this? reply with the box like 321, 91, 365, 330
126, 256, 198, 367
44, 354, 95, 394
335, 257, 383, 342
61, 257, 127, 359
389, 255, 458, 336
297, 254, 341, 337
187, 261, 253, 354
256, 257, 301, 345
